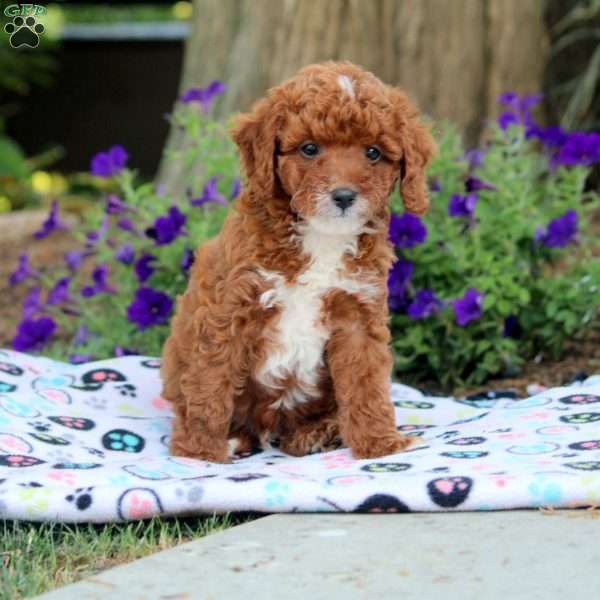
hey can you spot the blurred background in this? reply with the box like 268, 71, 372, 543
1, 0, 598, 209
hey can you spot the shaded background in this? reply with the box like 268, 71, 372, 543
1, 0, 598, 181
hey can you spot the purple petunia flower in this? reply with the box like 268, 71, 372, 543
448, 193, 479, 218
146, 206, 187, 245
127, 287, 174, 330
114, 346, 139, 357
64, 250, 85, 272
536, 210, 578, 248
12, 316, 57, 352
407, 289, 442, 320
498, 112, 520, 131
22, 287, 42, 319
387, 259, 414, 312
181, 248, 195, 273
453, 288, 484, 327
73, 324, 90, 347
33, 200, 68, 240
552, 132, 600, 167
47, 277, 72, 305
464, 148, 484, 170
117, 217, 139, 235
69, 354, 96, 365
190, 177, 227, 208
86, 216, 109, 247
115, 243, 135, 265
105, 194, 131, 215
134, 253, 157, 283
527, 125, 568, 148
81, 265, 116, 297
230, 177, 241, 200
503, 315, 521, 339
465, 176, 496, 193
389, 213, 427, 248
180, 81, 226, 112
9, 254, 39, 286
497, 92, 542, 132
90, 145, 129, 178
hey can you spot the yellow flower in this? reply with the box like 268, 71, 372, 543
172, 1, 192, 20
31, 171, 53, 195
0, 195, 11, 213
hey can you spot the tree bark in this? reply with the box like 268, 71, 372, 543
158, 0, 548, 193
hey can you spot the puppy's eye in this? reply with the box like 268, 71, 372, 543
365, 146, 381, 162
300, 143, 319, 158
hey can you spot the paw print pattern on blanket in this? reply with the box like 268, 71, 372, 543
0, 351, 599, 521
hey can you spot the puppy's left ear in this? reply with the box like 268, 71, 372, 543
231, 94, 281, 198
391, 90, 437, 216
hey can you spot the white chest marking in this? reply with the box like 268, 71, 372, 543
257, 229, 377, 409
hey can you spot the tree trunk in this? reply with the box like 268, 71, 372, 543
158, 0, 548, 194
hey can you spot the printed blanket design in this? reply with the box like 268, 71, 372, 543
0, 349, 599, 522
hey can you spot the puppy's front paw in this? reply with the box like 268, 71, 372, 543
350, 432, 414, 459
170, 438, 230, 464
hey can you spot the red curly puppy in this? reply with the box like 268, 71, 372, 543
161, 61, 435, 463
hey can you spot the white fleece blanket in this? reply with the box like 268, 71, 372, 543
0, 350, 599, 522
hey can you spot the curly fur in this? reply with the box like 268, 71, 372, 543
161, 62, 435, 463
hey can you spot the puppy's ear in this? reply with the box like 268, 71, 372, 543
391, 90, 437, 216
231, 95, 281, 198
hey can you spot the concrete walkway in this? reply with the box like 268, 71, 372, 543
37, 510, 600, 600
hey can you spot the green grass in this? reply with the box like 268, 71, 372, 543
1, 515, 239, 599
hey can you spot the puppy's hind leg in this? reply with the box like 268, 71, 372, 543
279, 416, 342, 457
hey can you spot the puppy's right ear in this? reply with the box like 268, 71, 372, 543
231, 95, 280, 198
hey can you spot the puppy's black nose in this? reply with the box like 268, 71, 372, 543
331, 188, 357, 210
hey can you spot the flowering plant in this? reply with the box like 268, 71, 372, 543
388, 93, 599, 387
6, 88, 600, 388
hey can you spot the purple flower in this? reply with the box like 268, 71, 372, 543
90, 145, 129, 178
114, 346, 139, 357
117, 217, 139, 235
552, 132, 600, 167
47, 277, 72, 305
180, 81, 226, 112
190, 177, 227, 208
33, 200, 67, 240
464, 148, 484, 170
81, 265, 115, 297
448, 193, 479, 218
134, 253, 157, 283
503, 315, 521, 339
115, 243, 135, 265
453, 288, 484, 327
465, 176, 496, 193
407, 289, 442, 320
12, 316, 57, 352
536, 210, 578, 248
127, 287, 174, 330
73, 324, 90, 346
230, 177, 241, 200
146, 206, 187, 245
387, 259, 414, 312
86, 216, 109, 247
105, 194, 130, 215
9, 254, 39, 286
22, 287, 42, 319
389, 213, 427, 248
428, 178, 441, 193
527, 126, 567, 148
69, 354, 96, 364
497, 93, 542, 131
181, 248, 195, 273
498, 111, 520, 130
64, 250, 85, 272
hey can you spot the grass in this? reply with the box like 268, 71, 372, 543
1, 514, 239, 599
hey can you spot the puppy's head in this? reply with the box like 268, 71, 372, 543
232, 62, 435, 235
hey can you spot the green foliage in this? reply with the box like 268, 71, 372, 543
389, 122, 599, 388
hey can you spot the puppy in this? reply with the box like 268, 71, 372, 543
161, 61, 435, 463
